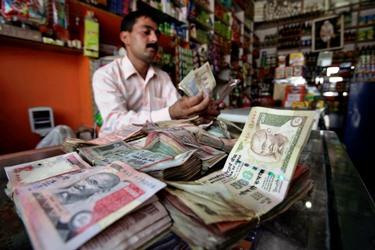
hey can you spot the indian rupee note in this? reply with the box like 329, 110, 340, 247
5, 152, 91, 190
79, 141, 172, 169
14, 161, 166, 250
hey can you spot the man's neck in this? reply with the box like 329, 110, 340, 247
127, 53, 149, 79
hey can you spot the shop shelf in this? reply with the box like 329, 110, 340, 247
137, 0, 187, 26
189, 17, 212, 30
345, 23, 375, 30
73, 0, 123, 18
0, 35, 82, 55
193, 0, 213, 13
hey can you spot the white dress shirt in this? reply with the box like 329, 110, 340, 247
92, 56, 179, 135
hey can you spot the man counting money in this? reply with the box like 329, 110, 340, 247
93, 10, 219, 135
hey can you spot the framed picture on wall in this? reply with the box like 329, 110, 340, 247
312, 15, 344, 52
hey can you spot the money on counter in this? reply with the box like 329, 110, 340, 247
62, 125, 145, 153
198, 107, 315, 215
162, 107, 315, 247
4, 110, 317, 250
78, 141, 172, 168
13, 161, 166, 250
81, 199, 171, 250
5, 152, 91, 195
162, 164, 313, 249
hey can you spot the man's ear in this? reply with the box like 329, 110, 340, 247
120, 31, 130, 47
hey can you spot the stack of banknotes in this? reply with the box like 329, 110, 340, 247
5, 159, 167, 250
4, 107, 316, 249
158, 107, 316, 248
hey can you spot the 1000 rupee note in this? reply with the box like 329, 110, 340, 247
226, 107, 315, 179
166, 188, 254, 224
14, 161, 166, 250
168, 108, 315, 220
198, 107, 315, 215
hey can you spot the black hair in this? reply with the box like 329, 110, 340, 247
120, 10, 158, 32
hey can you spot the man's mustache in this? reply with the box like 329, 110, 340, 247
146, 43, 158, 50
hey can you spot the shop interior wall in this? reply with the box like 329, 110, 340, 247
0, 46, 94, 154
0, 1, 122, 154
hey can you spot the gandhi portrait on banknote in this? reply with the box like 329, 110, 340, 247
247, 116, 305, 163
33, 172, 123, 242
55, 172, 121, 205
250, 128, 289, 162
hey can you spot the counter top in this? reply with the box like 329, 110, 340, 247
218, 107, 251, 123
0, 131, 373, 250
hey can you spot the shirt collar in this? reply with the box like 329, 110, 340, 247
122, 56, 138, 80
145, 64, 157, 84
122, 55, 157, 82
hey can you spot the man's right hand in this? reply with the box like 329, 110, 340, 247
169, 93, 210, 119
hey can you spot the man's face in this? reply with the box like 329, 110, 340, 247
250, 129, 287, 158
66, 173, 119, 199
121, 16, 159, 63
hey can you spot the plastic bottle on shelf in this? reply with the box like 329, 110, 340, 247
83, 11, 99, 58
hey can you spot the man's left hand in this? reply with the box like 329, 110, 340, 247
200, 99, 220, 123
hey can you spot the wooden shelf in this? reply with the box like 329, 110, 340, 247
244, 25, 252, 33
69, 0, 122, 46
330, 1, 375, 12
359, 1, 375, 10
232, 0, 246, 11
276, 47, 312, 55
213, 30, 230, 40
260, 44, 277, 49
137, 1, 187, 26
345, 23, 375, 30
0, 34, 82, 55
214, 0, 231, 12
254, 11, 323, 29
193, 0, 213, 13
73, 0, 123, 19
357, 39, 375, 44
189, 17, 212, 30
215, 15, 230, 26
189, 36, 207, 44
345, 39, 375, 44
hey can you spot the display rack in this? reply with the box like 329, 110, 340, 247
0, 34, 83, 55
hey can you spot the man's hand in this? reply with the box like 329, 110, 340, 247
198, 99, 220, 123
169, 93, 210, 119
204, 99, 220, 117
